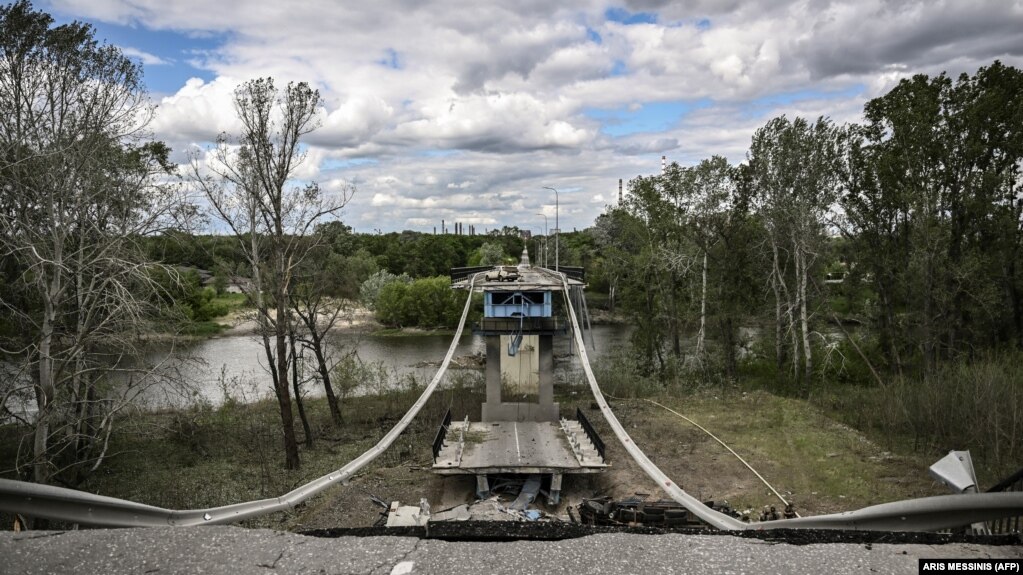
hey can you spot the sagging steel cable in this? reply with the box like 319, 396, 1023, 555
611, 394, 798, 516
544, 268, 746, 531
0, 272, 486, 528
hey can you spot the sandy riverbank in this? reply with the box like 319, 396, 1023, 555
215, 305, 383, 337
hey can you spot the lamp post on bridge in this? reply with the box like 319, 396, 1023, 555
536, 213, 548, 268
542, 186, 559, 272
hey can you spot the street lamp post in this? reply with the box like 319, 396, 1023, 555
543, 187, 559, 272
536, 213, 548, 268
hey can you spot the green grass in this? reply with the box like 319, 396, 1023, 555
562, 387, 943, 515
178, 320, 229, 337
0, 370, 488, 529
212, 292, 248, 306
6, 352, 1003, 529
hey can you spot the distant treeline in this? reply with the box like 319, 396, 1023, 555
144, 224, 531, 285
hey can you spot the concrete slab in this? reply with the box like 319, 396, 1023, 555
434, 421, 605, 475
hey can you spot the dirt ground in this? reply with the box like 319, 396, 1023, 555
216, 304, 381, 338
293, 390, 946, 530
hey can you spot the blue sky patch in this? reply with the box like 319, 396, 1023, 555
744, 85, 865, 119
418, 149, 460, 158
378, 48, 401, 70
696, 18, 711, 30
585, 99, 711, 137
586, 27, 602, 44
604, 7, 657, 25
50, 16, 223, 95
320, 158, 379, 171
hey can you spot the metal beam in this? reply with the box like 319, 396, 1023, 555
759, 492, 1023, 532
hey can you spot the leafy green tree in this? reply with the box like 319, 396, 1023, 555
0, 1, 185, 485
748, 116, 846, 390
843, 62, 1023, 374
360, 270, 411, 310
374, 276, 472, 328
470, 241, 506, 266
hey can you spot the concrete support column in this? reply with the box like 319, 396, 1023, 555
476, 474, 490, 499
549, 472, 563, 505
539, 335, 554, 409
483, 336, 501, 421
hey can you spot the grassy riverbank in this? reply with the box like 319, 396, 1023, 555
1, 368, 972, 530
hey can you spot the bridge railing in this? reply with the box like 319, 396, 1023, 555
432, 408, 452, 463
575, 408, 605, 461
987, 466, 1023, 534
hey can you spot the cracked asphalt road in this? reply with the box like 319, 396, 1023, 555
1, 527, 1020, 575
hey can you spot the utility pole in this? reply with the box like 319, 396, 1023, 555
536, 213, 548, 268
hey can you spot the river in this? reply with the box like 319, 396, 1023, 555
135, 324, 633, 409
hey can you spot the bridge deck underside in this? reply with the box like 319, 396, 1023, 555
432, 421, 606, 475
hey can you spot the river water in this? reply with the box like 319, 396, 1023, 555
135, 325, 633, 409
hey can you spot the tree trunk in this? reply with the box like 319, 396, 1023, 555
878, 284, 903, 377
276, 294, 300, 469
33, 256, 62, 485
34, 308, 54, 485
772, 270, 784, 369
305, 325, 342, 426
290, 329, 313, 448
770, 238, 797, 376
797, 245, 813, 392
669, 271, 681, 358
786, 245, 800, 384
249, 202, 300, 469
695, 250, 708, 361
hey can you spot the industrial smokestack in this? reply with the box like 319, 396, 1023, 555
661, 155, 666, 175
618, 178, 623, 204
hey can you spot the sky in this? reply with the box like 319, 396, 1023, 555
42, 0, 1023, 234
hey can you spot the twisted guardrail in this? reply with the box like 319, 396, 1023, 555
0, 272, 484, 527
545, 266, 1023, 532
3, 267, 1022, 532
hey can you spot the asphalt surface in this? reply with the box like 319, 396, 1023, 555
1, 527, 1020, 575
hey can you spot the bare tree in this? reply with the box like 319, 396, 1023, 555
0, 2, 189, 486
291, 251, 351, 428
188, 78, 352, 469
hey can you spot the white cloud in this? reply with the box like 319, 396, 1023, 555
151, 77, 242, 145
119, 46, 170, 66
48, 0, 1023, 233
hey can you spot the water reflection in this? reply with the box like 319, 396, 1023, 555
136, 325, 632, 409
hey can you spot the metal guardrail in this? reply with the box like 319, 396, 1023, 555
450, 266, 491, 283
549, 267, 1023, 532
474, 317, 564, 334
987, 466, 1023, 534
0, 273, 485, 527
432, 409, 452, 463
549, 268, 744, 530
558, 266, 585, 281
575, 408, 605, 461
4, 268, 1023, 532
